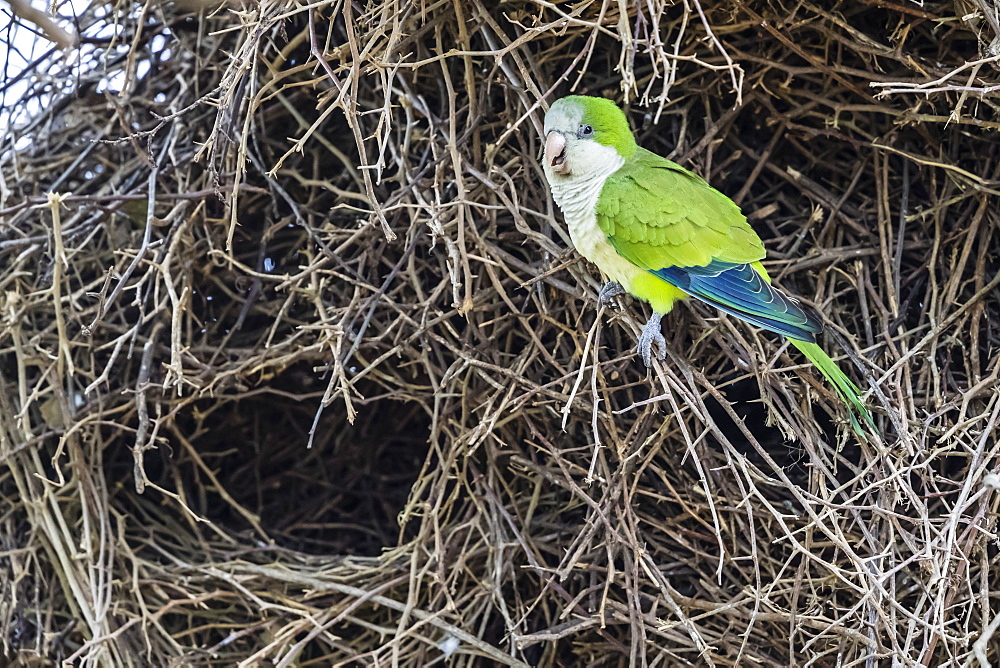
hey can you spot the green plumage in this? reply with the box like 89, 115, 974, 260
597, 148, 765, 268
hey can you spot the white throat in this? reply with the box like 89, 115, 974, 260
544, 143, 638, 290
546, 145, 625, 222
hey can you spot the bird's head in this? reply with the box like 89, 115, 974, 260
542, 95, 637, 182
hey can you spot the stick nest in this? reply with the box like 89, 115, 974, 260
2, 0, 1000, 665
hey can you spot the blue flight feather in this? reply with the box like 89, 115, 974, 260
651, 260, 822, 342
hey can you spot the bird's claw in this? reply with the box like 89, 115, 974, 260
637, 313, 667, 368
598, 281, 627, 306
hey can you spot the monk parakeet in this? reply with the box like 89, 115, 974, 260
541, 95, 873, 432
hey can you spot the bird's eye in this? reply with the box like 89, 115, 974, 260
578, 124, 594, 138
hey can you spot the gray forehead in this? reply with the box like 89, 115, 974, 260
543, 101, 581, 133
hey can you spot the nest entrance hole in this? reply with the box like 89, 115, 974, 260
109, 364, 430, 557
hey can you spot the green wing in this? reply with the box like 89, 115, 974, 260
595, 148, 765, 269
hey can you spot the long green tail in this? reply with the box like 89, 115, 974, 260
789, 339, 876, 437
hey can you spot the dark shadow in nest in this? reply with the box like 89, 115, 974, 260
107, 365, 429, 557
706, 364, 877, 499
704, 371, 823, 488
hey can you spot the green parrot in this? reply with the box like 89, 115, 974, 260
541, 95, 874, 433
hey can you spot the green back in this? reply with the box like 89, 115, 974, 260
596, 148, 765, 269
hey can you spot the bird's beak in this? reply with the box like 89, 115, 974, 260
544, 131, 568, 175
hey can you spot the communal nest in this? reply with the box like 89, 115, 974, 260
2, 0, 1000, 665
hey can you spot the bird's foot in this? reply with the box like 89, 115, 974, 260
598, 281, 627, 306
637, 312, 667, 367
